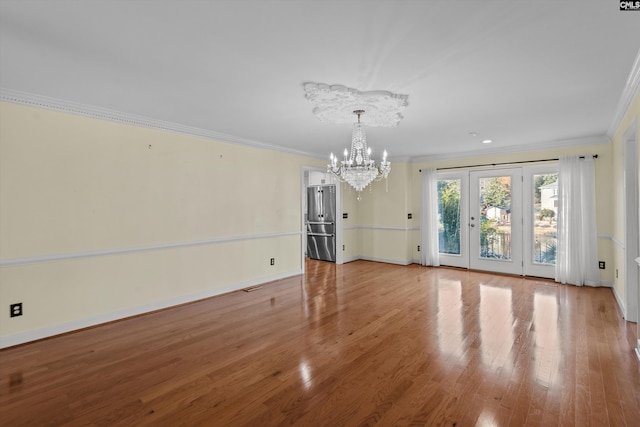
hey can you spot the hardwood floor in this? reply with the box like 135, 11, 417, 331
2, 260, 639, 426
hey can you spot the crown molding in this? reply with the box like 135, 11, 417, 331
607, 48, 640, 138
0, 88, 325, 160
410, 134, 610, 163
1, 87, 621, 165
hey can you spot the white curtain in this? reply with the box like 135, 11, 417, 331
555, 155, 599, 286
421, 168, 440, 266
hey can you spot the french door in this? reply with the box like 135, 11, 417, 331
436, 166, 558, 278
469, 168, 523, 275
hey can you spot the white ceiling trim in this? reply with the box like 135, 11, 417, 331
411, 135, 610, 163
0, 88, 325, 160
607, 48, 640, 139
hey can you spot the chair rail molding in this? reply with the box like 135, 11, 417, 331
0, 231, 301, 268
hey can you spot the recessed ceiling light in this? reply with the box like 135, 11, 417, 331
482, 139, 493, 144
469, 132, 477, 137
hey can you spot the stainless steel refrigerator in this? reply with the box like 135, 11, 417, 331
306, 185, 336, 262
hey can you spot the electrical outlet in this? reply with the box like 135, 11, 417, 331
616, 269, 619, 278
417, 245, 421, 252
10, 303, 22, 318
270, 258, 275, 266
342, 245, 345, 251
599, 261, 605, 269
408, 213, 412, 219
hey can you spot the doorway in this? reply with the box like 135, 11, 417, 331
469, 168, 523, 275
301, 167, 343, 274
436, 165, 558, 278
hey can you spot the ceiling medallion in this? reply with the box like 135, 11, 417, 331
303, 82, 408, 127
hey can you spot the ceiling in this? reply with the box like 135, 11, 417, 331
1, 0, 639, 161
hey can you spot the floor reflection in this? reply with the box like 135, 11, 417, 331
302, 258, 339, 323
532, 291, 560, 387
479, 283, 515, 371
476, 407, 499, 427
299, 360, 313, 389
436, 278, 465, 362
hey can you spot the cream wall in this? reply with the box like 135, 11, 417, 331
0, 102, 325, 347
353, 162, 415, 265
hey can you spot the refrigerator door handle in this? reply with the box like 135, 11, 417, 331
307, 233, 334, 237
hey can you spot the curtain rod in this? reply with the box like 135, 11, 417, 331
418, 154, 598, 172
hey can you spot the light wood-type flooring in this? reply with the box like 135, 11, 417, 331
2, 260, 640, 426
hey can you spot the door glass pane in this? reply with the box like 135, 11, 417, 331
438, 179, 461, 255
533, 173, 558, 265
479, 176, 511, 260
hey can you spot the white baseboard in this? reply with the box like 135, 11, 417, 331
611, 283, 627, 319
357, 256, 413, 266
340, 255, 413, 265
0, 269, 301, 349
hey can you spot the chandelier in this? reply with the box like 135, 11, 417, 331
328, 110, 391, 192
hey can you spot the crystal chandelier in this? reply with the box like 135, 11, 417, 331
328, 110, 391, 193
